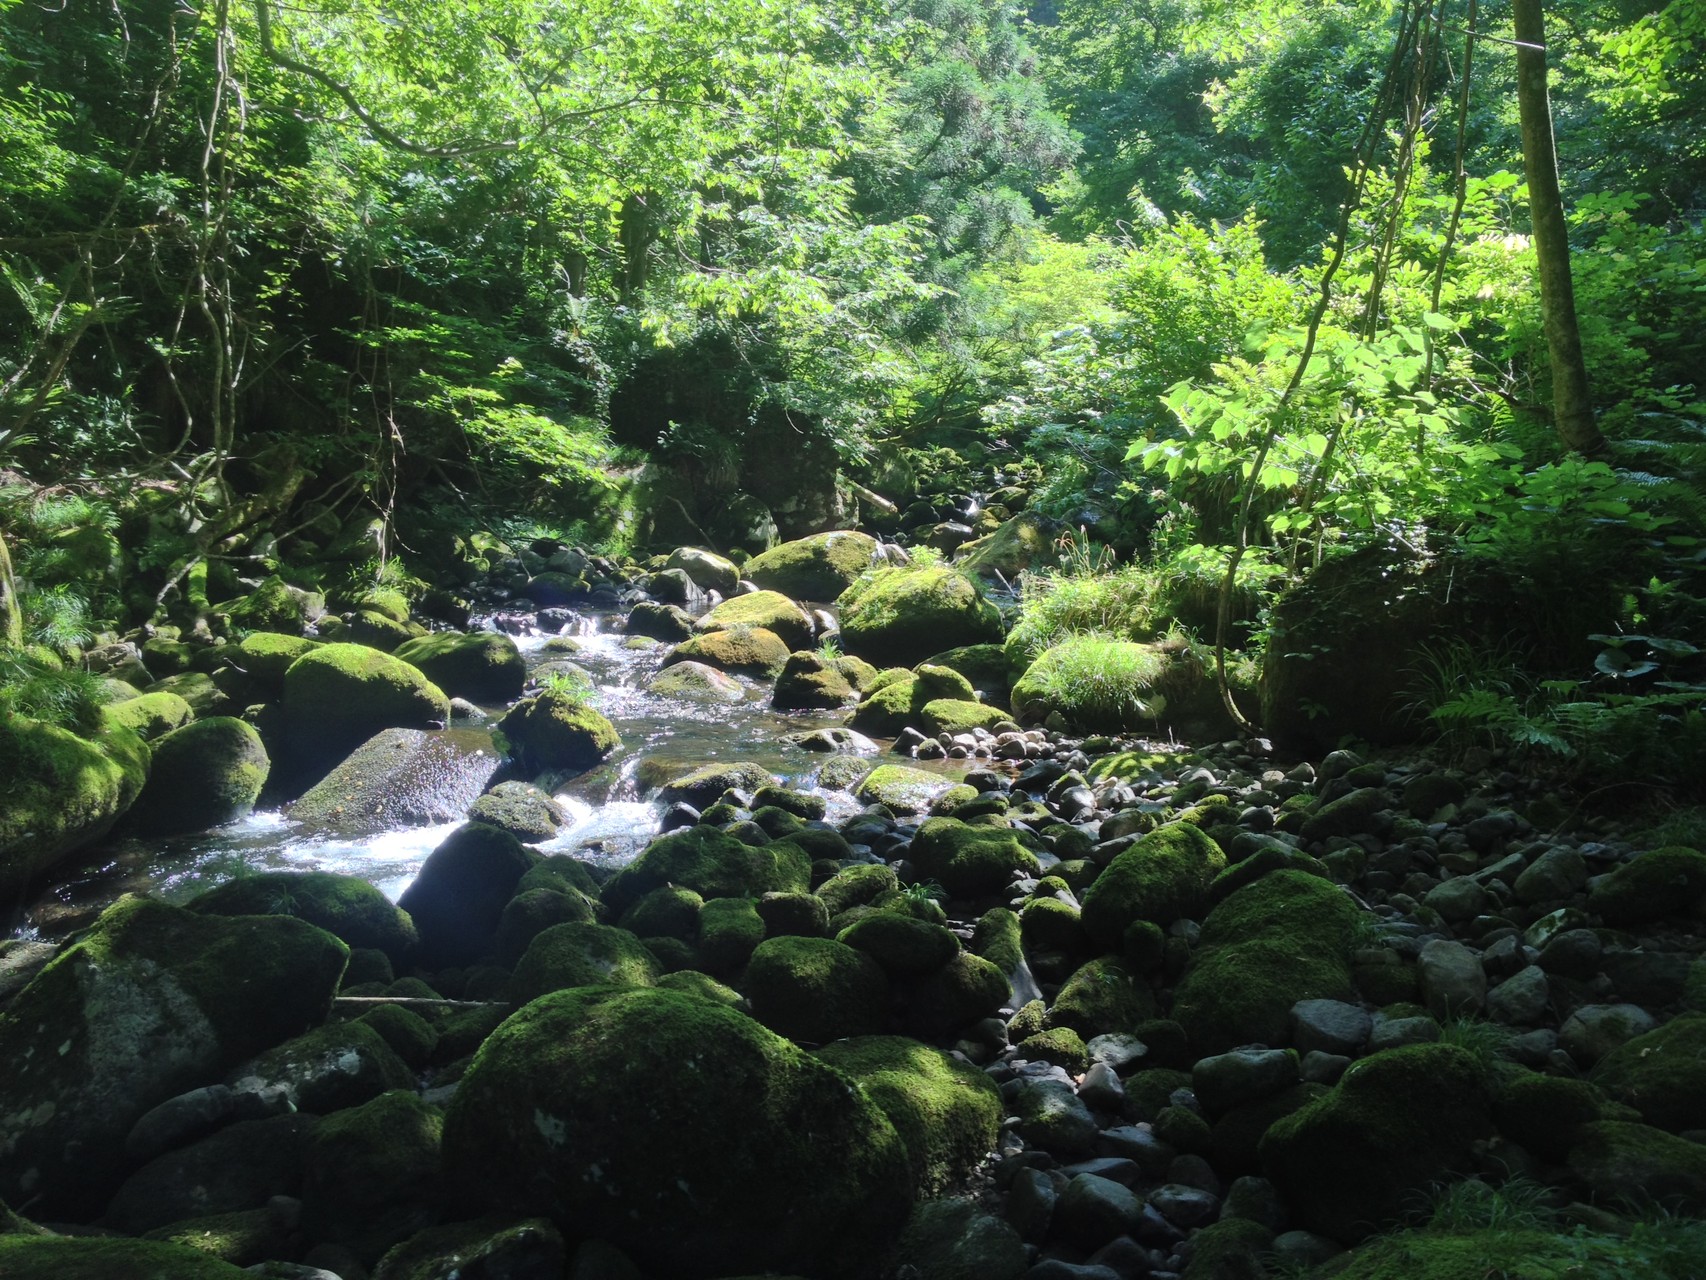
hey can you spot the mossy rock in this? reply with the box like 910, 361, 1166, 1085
695, 591, 815, 651
907, 950, 1011, 1038
145, 670, 232, 717
1017, 1026, 1089, 1072
1493, 1071, 1616, 1161
620, 884, 706, 940
661, 627, 792, 679
393, 631, 526, 705
815, 1036, 1002, 1196
602, 824, 811, 917
302, 1088, 443, 1261
648, 660, 747, 703
0, 897, 347, 1217
1321, 1227, 1644, 1280
851, 664, 978, 736
0, 719, 149, 900
441, 987, 911, 1279
626, 601, 696, 642
467, 781, 569, 843
358, 1003, 440, 1067
397, 822, 534, 969
225, 574, 321, 634
650, 760, 779, 807
920, 699, 1010, 736
772, 651, 857, 709
142, 1206, 289, 1265
372, 1216, 566, 1280
1300, 786, 1391, 844
1172, 870, 1361, 1055
101, 690, 195, 741
920, 643, 1013, 699
495, 690, 619, 774
745, 530, 881, 602
908, 817, 1040, 898
234, 632, 322, 692
746, 935, 890, 1043
696, 896, 766, 973
1568, 1120, 1706, 1216
493, 887, 598, 967
1260, 1043, 1494, 1243
972, 907, 1024, 976
837, 912, 961, 976
1011, 638, 1179, 732
1049, 956, 1158, 1038
0, 1236, 256, 1277
189, 870, 418, 964
507, 922, 662, 1003
1019, 896, 1087, 954
835, 566, 1004, 668
754, 786, 828, 820
854, 765, 961, 817
228, 1019, 415, 1115
1080, 821, 1227, 947
281, 643, 450, 784
129, 717, 269, 836
816, 863, 900, 916
955, 510, 1055, 580
1587, 846, 1706, 927
1590, 1013, 1706, 1132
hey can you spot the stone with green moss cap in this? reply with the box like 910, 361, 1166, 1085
1080, 821, 1226, 947
101, 689, 194, 741
747, 935, 890, 1043
1260, 1043, 1494, 1243
746, 530, 881, 602
661, 627, 792, 679
695, 590, 816, 651
393, 630, 526, 704
1569, 1119, 1706, 1215
507, 922, 662, 1002
442, 986, 910, 1279
696, 896, 766, 972
495, 688, 618, 774
223, 574, 322, 634
908, 817, 1040, 898
851, 664, 978, 736
0, 719, 149, 901
1320, 1226, 1651, 1280
1586, 846, 1706, 926
227, 1019, 415, 1115
907, 950, 1010, 1038
601, 824, 811, 917
128, 716, 269, 836
772, 651, 858, 709
1590, 1012, 1706, 1132
398, 822, 534, 969
189, 869, 419, 964
235, 631, 321, 693
372, 1216, 567, 1280
835, 566, 1004, 668
815, 1036, 1002, 1196
1172, 869, 1361, 1055
281, 642, 450, 784
0, 1236, 257, 1277
0, 896, 347, 1218
853, 764, 961, 816
1049, 956, 1157, 1037
302, 1088, 443, 1262
648, 659, 747, 703
838, 912, 960, 976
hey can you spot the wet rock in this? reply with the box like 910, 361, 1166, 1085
289, 728, 500, 835
1513, 846, 1587, 904
1192, 1048, 1300, 1117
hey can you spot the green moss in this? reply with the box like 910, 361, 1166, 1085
1172, 870, 1361, 1055
232, 1019, 416, 1113
656, 969, 746, 1007
1568, 1120, 1706, 1216
1210, 1082, 1328, 1177
697, 896, 766, 972
1017, 1026, 1088, 1071
495, 690, 619, 773
747, 936, 890, 1043
1300, 787, 1391, 843
603, 825, 811, 916
835, 566, 1004, 667
920, 644, 1013, 697
442, 987, 910, 1279
302, 1089, 442, 1255
372, 1215, 566, 1280
746, 531, 880, 601
358, 1003, 439, 1067
506, 922, 662, 1002
393, 631, 526, 704
282, 643, 450, 775
972, 907, 1024, 974
1590, 1013, 1706, 1132
1322, 1228, 1624, 1280
663, 627, 792, 679
100, 690, 194, 741
1080, 821, 1227, 947
189, 870, 418, 962
1261, 1044, 1494, 1243
1049, 956, 1157, 1037
907, 950, 1010, 1037
1587, 847, 1706, 927
695, 591, 815, 651
816, 863, 899, 916
1128, 1067, 1192, 1120
1019, 896, 1086, 954
356, 587, 412, 624
815, 1036, 1002, 1196
1181, 1218, 1273, 1280
1011, 638, 1173, 731
142, 1207, 283, 1264
908, 817, 1040, 897
234, 631, 321, 690
1208, 844, 1330, 904
0, 719, 149, 898
648, 760, 778, 807
1494, 1071, 1614, 1161
225, 574, 316, 633
920, 699, 1010, 736
853, 765, 960, 816
620, 884, 706, 939
837, 912, 960, 976
129, 717, 269, 836
0, 1236, 256, 1277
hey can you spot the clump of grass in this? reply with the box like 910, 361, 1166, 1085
1423, 1176, 1556, 1233
1007, 564, 1167, 662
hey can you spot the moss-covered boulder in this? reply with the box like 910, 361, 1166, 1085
1080, 821, 1226, 947
835, 566, 1004, 668
661, 627, 792, 679
696, 896, 766, 973
397, 822, 534, 969
1011, 638, 1184, 732
853, 764, 960, 815
225, 574, 322, 634
507, 922, 662, 1002
0, 896, 347, 1217
302, 1089, 442, 1263
1569, 1119, 1706, 1215
815, 1036, 1002, 1196
1493, 1071, 1616, 1162
837, 912, 961, 976
772, 651, 858, 709
817, 863, 900, 916
0, 719, 149, 902
956, 510, 1055, 580
695, 591, 816, 652
1260, 1043, 1494, 1243
281, 643, 450, 784
1321, 1227, 1651, 1280
495, 689, 619, 774
371, 1216, 566, 1280
101, 689, 195, 741
1587, 846, 1706, 927
441, 986, 911, 1279
602, 825, 811, 917
747, 935, 890, 1043
1049, 956, 1158, 1037
393, 631, 526, 705
0, 1236, 255, 1277
188, 870, 419, 965
128, 717, 269, 836
907, 951, 1011, 1038
746, 531, 881, 602
1172, 870, 1361, 1055
626, 600, 696, 641
234, 631, 321, 692
647, 660, 747, 703
919, 699, 1010, 736
908, 817, 1040, 898
648, 759, 778, 807
466, 781, 569, 843
1590, 1013, 1706, 1132
228, 1019, 415, 1115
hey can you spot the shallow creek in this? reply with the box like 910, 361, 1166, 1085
13, 611, 964, 940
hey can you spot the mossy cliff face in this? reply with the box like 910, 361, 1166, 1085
0, 896, 347, 1218
835, 566, 1003, 668
441, 986, 911, 1280
0, 719, 149, 903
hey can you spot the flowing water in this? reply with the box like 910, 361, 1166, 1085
14, 611, 960, 940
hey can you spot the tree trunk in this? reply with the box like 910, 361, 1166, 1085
1513, 0, 1604, 454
